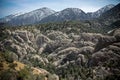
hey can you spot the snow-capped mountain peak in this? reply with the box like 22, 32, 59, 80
40, 8, 87, 23
0, 12, 24, 22
1, 7, 56, 25
87, 4, 115, 18
0, 4, 116, 26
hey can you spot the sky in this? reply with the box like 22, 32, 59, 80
0, 0, 120, 18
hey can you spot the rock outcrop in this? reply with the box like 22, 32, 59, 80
90, 28, 120, 67
0, 25, 120, 80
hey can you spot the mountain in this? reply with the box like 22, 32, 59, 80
4, 7, 55, 26
40, 8, 87, 23
87, 4, 115, 19
0, 4, 116, 26
40, 4, 115, 23
0, 12, 24, 22
100, 3, 120, 23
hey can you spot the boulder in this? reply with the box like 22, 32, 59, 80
44, 39, 72, 53
112, 28, 120, 41
94, 36, 116, 52
80, 33, 103, 43
14, 30, 30, 42
47, 31, 69, 41
36, 34, 51, 48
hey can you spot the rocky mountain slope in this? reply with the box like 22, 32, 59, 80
0, 51, 59, 80
0, 20, 120, 79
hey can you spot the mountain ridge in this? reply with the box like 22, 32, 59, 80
0, 4, 117, 26
40, 7, 87, 23
0, 7, 56, 26
87, 4, 115, 19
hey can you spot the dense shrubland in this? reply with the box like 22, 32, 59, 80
0, 21, 120, 80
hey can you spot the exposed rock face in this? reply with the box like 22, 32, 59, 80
0, 26, 120, 80
48, 46, 94, 67
91, 41, 120, 67
111, 28, 120, 41
36, 34, 51, 47
52, 74, 59, 80
36, 34, 51, 54
14, 30, 31, 42
44, 41, 63, 53
2, 28, 100, 68
90, 29, 120, 67
1, 29, 50, 65
47, 31, 69, 41
80, 33, 103, 43
94, 36, 116, 52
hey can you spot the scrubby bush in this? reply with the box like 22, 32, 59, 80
18, 66, 34, 80
4, 51, 14, 63
0, 69, 18, 80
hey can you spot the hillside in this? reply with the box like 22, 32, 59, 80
0, 51, 59, 80
0, 20, 120, 80
99, 3, 120, 26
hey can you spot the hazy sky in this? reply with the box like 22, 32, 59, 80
0, 0, 120, 18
